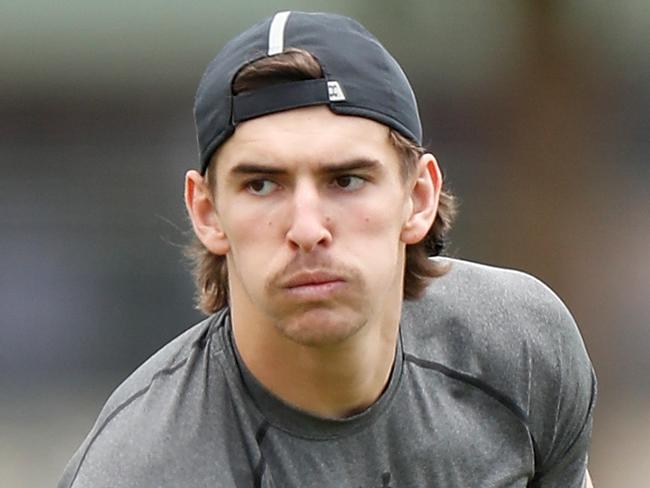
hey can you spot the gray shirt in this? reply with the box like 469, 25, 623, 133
59, 259, 596, 487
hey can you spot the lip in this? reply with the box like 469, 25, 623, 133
281, 271, 347, 300
283, 271, 344, 288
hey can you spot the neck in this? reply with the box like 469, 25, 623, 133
231, 301, 402, 419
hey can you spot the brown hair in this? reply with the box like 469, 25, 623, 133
187, 49, 457, 313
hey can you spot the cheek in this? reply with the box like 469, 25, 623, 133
352, 200, 406, 236
224, 208, 286, 270
341, 210, 405, 263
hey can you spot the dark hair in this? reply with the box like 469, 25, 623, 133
187, 49, 457, 313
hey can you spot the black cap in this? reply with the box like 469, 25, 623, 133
194, 11, 422, 174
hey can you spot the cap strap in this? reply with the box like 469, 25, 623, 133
232, 78, 345, 124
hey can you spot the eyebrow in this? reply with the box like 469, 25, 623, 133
228, 158, 383, 177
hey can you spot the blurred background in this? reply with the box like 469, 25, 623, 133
1, 1, 648, 486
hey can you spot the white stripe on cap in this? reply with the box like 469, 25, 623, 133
267, 11, 291, 55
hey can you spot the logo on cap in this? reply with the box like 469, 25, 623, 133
327, 81, 346, 102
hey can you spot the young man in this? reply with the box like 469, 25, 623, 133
59, 11, 596, 487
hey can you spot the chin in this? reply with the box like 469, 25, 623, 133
274, 306, 367, 348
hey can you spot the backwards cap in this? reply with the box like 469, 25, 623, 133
194, 11, 422, 174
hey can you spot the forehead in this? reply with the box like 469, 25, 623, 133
214, 106, 399, 171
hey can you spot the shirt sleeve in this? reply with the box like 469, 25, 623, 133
526, 281, 597, 487
530, 369, 596, 487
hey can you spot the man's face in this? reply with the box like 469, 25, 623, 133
211, 106, 419, 347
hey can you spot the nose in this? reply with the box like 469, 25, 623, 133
285, 183, 332, 253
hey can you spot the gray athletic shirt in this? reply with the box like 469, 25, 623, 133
59, 259, 596, 487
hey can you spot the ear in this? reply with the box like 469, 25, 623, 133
184, 170, 230, 255
400, 153, 442, 244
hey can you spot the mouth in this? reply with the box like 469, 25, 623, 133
281, 271, 347, 300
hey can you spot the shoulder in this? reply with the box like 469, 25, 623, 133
401, 258, 596, 472
96, 313, 222, 417
402, 257, 582, 361
58, 312, 229, 488
117, 313, 221, 392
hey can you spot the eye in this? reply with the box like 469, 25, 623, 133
333, 175, 365, 191
245, 179, 278, 196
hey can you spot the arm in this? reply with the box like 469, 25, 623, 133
523, 276, 597, 487
529, 359, 596, 487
